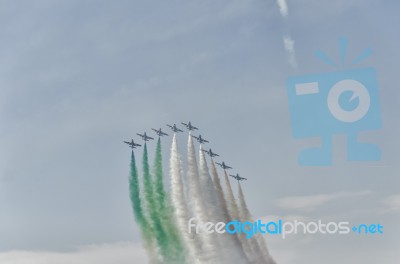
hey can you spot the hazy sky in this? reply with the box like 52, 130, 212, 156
1, 1, 399, 263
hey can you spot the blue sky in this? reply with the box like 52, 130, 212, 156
0, 1, 399, 263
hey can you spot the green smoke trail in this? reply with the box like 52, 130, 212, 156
142, 143, 171, 263
153, 138, 186, 263
128, 150, 158, 264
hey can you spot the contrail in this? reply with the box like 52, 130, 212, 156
237, 183, 276, 264
223, 170, 258, 263
283, 35, 297, 70
128, 150, 159, 264
210, 160, 251, 264
277, 0, 288, 17
169, 134, 199, 263
153, 138, 186, 263
142, 144, 169, 262
276, 0, 297, 70
187, 134, 220, 263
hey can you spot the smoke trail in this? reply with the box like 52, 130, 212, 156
210, 160, 251, 264
210, 160, 231, 223
142, 144, 170, 262
154, 138, 167, 219
277, 0, 288, 17
187, 135, 220, 263
153, 138, 186, 263
198, 146, 221, 220
169, 134, 200, 263
128, 150, 159, 264
276, 0, 297, 70
283, 35, 297, 69
198, 147, 230, 262
233, 179, 265, 264
223, 170, 259, 263
238, 183, 276, 264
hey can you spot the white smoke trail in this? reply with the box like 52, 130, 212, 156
231, 180, 265, 264
198, 147, 251, 264
210, 161, 231, 223
186, 135, 220, 263
169, 134, 199, 263
277, 0, 288, 17
198, 146, 222, 220
168, 134, 275, 264
210, 160, 251, 264
283, 35, 297, 70
237, 183, 276, 264
223, 171, 259, 263
276, 0, 297, 70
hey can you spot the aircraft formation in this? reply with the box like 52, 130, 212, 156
124, 121, 248, 183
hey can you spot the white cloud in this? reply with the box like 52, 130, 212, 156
0, 242, 148, 264
382, 194, 400, 212
275, 191, 372, 212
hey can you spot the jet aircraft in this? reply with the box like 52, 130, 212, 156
229, 173, 247, 181
124, 139, 142, 149
167, 124, 183, 133
192, 134, 209, 144
216, 161, 232, 170
152, 128, 169, 137
181, 121, 198, 131
137, 132, 154, 141
202, 148, 219, 157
